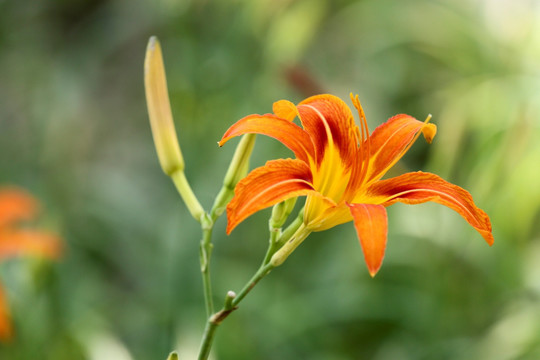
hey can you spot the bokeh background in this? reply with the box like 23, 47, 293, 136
1, 0, 540, 359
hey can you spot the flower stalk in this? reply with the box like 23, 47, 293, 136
171, 171, 205, 222
197, 261, 275, 360
197, 206, 301, 360
270, 223, 311, 267
199, 213, 215, 317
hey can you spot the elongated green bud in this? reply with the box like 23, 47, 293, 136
211, 134, 256, 219
145, 36, 204, 222
223, 134, 256, 189
144, 36, 184, 176
166, 352, 178, 360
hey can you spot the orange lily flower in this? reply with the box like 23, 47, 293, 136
0, 187, 61, 341
219, 94, 493, 276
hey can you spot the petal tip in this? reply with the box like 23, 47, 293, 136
218, 136, 230, 147
225, 221, 236, 235
368, 267, 380, 277
484, 233, 494, 246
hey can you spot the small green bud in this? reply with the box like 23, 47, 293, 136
270, 197, 297, 229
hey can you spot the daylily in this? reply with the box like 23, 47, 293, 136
219, 94, 493, 276
0, 187, 61, 341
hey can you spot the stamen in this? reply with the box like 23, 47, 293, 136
421, 114, 437, 144
350, 94, 370, 187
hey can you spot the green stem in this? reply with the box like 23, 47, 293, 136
262, 227, 281, 265
197, 210, 307, 359
198, 317, 219, 360
270, 223, 311, 267
197, 135, 257, 359
171, 170, 205, 222
231, 262, 275, 307
200, 215, 214, 317
276, 209, 304, 248
197, 262, 275, 360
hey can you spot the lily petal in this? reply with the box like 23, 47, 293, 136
0, 188, 38, 227
348, 203, 388, 277
226, 159, 317, 234
219, 114, 314, 164
367, 172, 494, 245
366, 114, 436, 182
297, 94, 360, 167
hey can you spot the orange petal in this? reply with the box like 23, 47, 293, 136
0, 230, 62, 260
219, 114, 314, 164
348, 203, 388, 277
0, 188, 38, 227
297, 94, 360, 168
272, 100, 298, 121
0, 285, 12, 341
367, 172, 494, 245
366, 114, 436, 182
226, 159, 317, 234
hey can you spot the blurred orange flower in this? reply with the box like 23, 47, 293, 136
219, 94, 493, 276
0, 187, 61, 341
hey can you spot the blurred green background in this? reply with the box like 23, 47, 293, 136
1, 0, 539, 359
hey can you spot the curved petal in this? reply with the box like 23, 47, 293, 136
348, 203, 388, 277
367, 172, 494, 245
0, 286, 12, 341
219, 114, 314, 164
297, 94, 360, 168
366, 114, 436, 182
226, 159, 317, 234
0, 188, 38, 227
0, 230, 62, 260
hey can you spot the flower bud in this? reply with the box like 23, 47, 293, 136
211, 134, 256, 219
144, 36, 184, 176
270, 197, 297, 229
222, 134, 256, 190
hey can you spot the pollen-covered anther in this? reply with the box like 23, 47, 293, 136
421, 114, 437, 144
